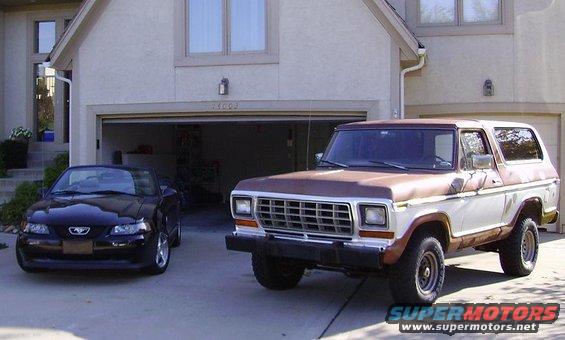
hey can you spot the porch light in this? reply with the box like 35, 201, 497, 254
219, 78, 229, 95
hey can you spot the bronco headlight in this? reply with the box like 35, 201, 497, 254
233, 197, 252, 217
23, 222, 50, 235
360, 205, 387, 228
111, 220, 151, 235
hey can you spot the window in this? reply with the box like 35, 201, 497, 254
34, 64, 56, 142
408, 0, 512, 36
460, 131, 489, 170
35, 21, 56, 53
494, 128, 543, 162
176, 0, 278, 66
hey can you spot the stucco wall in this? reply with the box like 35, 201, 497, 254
0, 10, 4, 139
3, 11, 28, 137
405, 0, 565, 107
74, 0, 396, 164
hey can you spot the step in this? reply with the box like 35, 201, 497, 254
0, 192, 15, 204
27, 159, 55, 168
6, 168, 44, 180
28, 142, 69, 153
0, 178, 34, 191
27, 151, 66, 162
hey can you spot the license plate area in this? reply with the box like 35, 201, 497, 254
62, 241, 93, 255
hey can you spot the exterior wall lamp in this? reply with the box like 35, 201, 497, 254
219, 78, 229, 95
483, 79, 494, 97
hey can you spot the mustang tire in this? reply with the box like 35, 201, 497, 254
16, 244, 45, 273
171, 224, 182, 248
145, 232, 170, 275
389, 235, 445, 304
499, 216, 539, 277
252, 253, 305, 290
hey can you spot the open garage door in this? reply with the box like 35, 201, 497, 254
422, 113, 561, 232
99, 114, 365, 209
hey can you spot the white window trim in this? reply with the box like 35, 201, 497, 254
174, 0, 279, 67
407, 0, 514, 37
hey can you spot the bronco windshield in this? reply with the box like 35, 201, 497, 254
321, 129, 455, 170
50, 167, 158, 197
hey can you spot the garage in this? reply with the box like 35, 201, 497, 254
98, 114, 365, 218
421, 113, 561, 232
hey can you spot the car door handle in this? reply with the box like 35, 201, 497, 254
492, 179, 503, 185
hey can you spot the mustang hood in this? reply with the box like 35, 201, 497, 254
235, 170, 460, 202
27, 195, 154, 226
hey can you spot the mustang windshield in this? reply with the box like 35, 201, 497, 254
322, 129, 455, 170
51, 167, 158, 196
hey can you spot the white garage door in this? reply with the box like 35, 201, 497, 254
423, 113, 560, 232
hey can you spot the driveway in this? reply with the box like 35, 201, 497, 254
0, 208, 563, 339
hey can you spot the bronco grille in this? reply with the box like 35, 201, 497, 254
257, 198, 353, 236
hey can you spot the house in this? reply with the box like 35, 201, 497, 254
1, 0, 564, 232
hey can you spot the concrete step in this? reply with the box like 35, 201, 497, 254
27, 151, 66, 162
7, 168, 44, 180
27, 160, 55, 168
0, 178, 34, 191
28, 142, 69, 153
0, 191, 15, 204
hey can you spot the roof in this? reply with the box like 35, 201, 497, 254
50, 0, 423, 69
338, 119, 485, 130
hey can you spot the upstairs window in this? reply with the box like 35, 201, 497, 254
408, 0, 512, 36
177, 0, 278, 66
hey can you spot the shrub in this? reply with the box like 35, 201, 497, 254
44, 152, 69, 188
1, 182, 40, 226
0, 140, 28, 169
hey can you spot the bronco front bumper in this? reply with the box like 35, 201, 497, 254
225, 234, 384, 269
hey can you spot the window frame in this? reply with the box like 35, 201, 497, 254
407, 0, 513, 37
493, 127, 544, 164
175, 0, 279, 67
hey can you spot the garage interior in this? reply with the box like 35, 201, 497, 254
100, 117, 363, 226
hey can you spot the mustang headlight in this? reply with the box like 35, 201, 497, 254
23, 222, 50, 235
361, 205, 387, 228
233, 197, 253, 217
111, 220, 151, 235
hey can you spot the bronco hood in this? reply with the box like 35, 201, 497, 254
235, 170, 460, 202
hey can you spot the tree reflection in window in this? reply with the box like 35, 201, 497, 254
34, 64, 56, 142
494, 128, 542, 162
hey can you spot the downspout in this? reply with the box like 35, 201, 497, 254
399, 48, 426, 119
43, 61, 73, 165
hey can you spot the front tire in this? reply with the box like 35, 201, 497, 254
499, 216, 539, 276
144, 232, 170, 275
389, 235, 445, 304
252, 253, 305, 290
16, 245, 45, 273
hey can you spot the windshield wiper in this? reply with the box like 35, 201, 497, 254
50, 190, 87, 196
369, 160, 409, 171
318, 159, 349, 168
90, 190, 140, 197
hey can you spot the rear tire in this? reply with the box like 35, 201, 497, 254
144, 232, 170, 275
252, 253, 305, 290
389, 235, 445, 304
171, 224, 181, 248
499, 216, 539, 276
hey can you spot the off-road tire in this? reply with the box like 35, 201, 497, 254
499, 216, 539, 277
252, 253, 305, 290
389, 235, 445, 304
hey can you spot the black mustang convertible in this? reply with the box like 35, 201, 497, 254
16, 165, 181, 275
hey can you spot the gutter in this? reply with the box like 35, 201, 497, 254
399, 48, 427, 119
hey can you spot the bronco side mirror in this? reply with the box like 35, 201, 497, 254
315, 153, 323, 165
472, 154, 494, 170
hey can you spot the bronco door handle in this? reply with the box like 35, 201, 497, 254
492, 179, 503, 185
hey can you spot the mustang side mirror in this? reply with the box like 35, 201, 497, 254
315, 153, 323, 165
37, 188, 48, 199
472, 154, 494, 170
162, 187, 177, 198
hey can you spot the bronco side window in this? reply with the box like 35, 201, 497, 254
459, 131, 489, 171
494, 128, 543, 162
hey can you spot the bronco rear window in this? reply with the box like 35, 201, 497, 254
494, 128, 543, 162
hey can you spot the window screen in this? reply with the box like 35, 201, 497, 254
494, 128, 543, 162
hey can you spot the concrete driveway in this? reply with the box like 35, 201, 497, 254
0, 209, 563, 339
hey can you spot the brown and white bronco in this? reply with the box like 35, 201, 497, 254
225, 119, 560, 304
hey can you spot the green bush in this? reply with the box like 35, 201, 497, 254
44, 152, 69, 188
0, 140, 28, 169
1, 181, 40, 225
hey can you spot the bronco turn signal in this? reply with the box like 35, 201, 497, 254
359, 230, 394, 239
235, 219, 258, 228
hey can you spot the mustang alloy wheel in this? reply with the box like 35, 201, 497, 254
145, 231, 170, 275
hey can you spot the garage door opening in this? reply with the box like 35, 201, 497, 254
101, 119, 360, 228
